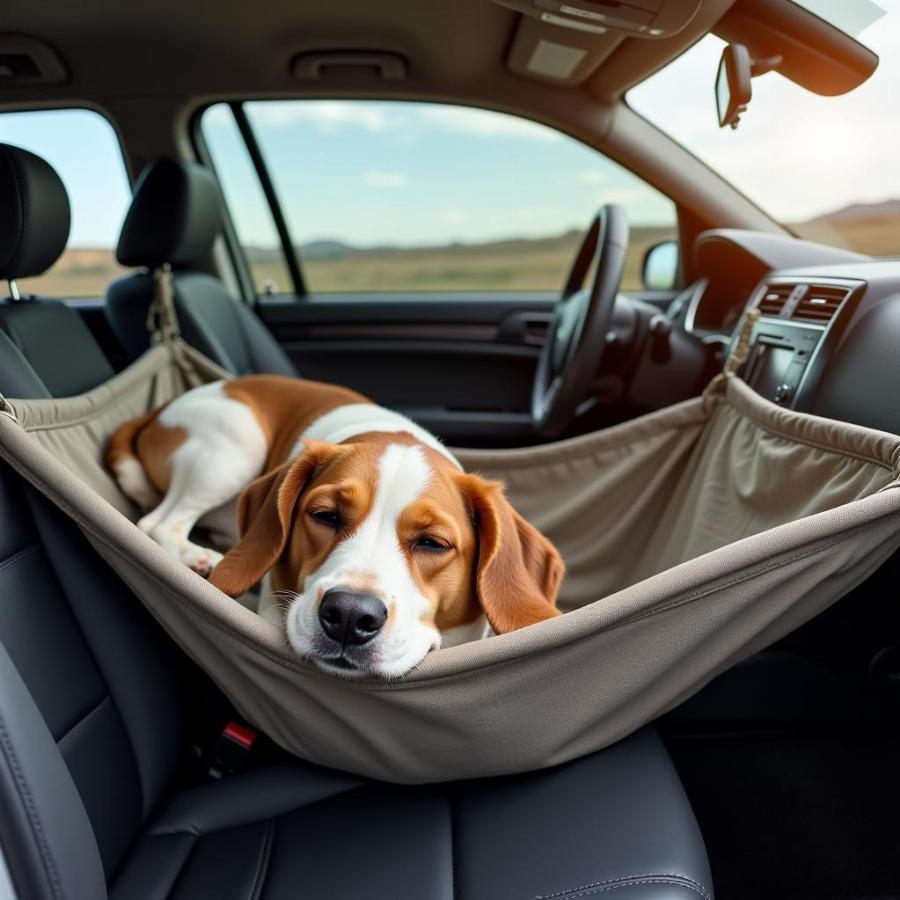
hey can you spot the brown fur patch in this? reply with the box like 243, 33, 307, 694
134, 420, 188, 493
105, 406, 164, 470
456, 472, 564, 633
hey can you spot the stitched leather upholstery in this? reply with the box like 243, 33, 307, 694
110, 732, 712, 900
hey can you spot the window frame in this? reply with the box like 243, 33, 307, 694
0, 101, 132, 174
192, 98, 682, 300
0, 103, 134, 300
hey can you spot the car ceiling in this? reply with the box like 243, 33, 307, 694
2, 0, 735, 108
0, 0, 870, 237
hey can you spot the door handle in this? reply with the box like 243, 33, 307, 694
497, 312, 553, 346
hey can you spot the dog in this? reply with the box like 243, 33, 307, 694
106, 375, 563, 677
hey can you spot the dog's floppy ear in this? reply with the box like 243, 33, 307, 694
457, 472, 563, 633
210, 441, 339, 597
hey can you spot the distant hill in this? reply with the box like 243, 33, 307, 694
247, 225, 666, 264
294, 229, 588, 261
300, 240, 354, 260
804, 199, 900, 226
243, 225, 674, 292
795, 198, 900, 258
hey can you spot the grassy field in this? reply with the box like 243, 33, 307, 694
11, 214, 900, 299
249, 226, 676, 294
15, 226, 673, 298
16, 249, 130, 299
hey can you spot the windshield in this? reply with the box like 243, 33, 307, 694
627, 1, 900, 257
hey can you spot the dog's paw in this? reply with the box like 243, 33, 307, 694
180, 544, 224, 578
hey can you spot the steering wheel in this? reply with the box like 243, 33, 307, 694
531, 204, 629, 437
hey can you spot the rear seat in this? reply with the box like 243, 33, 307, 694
0, 144, 715, 900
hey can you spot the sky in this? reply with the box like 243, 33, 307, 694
628, 0, 900, 223
1, 1, 897, 248
203, 100, 677, 250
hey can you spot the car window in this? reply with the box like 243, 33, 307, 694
0, 108, 132, 297
200, 100, 677, 294
628, 5, 900, 257
200, 104, 293, 296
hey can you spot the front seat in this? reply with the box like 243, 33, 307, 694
106, 158, 296, 376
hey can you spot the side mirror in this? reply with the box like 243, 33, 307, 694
642, 240, 679, 291
716, 43, 752, 129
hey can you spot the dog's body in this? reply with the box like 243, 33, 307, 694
107, 375, 562, 677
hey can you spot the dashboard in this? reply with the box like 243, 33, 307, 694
670, 229, 900, 434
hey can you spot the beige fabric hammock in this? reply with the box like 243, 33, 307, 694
1, 335, 899, 783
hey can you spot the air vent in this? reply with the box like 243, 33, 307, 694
791, 285, 851, 324
756, 284, 794, 317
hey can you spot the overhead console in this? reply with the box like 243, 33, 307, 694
494, 0, 701, 84
495, 0, 702, 38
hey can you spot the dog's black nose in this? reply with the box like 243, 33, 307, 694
318, 589, 388, 646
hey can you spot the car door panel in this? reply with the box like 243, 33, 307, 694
258, 292, 556, 445
257, 288, 680, 446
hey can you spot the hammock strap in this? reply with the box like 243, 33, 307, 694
0, 395, 18, 425
703, 308, 760, 408
146, 265, 180, 346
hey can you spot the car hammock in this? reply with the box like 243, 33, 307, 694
0, 276, 899, 784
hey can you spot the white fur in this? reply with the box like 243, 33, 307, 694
136, 381, 268, 574
286, 443, 442, 678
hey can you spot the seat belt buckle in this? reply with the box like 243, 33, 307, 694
207, 721, 257, 779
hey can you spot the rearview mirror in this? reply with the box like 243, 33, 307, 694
716, 43, 752, 129
642, 240, 679, 291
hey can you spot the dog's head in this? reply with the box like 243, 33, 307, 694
210, 434, 562, 678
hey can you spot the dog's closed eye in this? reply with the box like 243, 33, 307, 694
412, 535, 452, 553
308, 508, 343, 530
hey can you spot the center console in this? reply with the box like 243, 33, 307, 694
741, 276, 864, 409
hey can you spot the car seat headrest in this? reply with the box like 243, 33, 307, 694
0, 144, 72, 282
116, 158, 223, 269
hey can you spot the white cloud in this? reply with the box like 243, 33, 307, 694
437, 209, 467, 224
244, 99, 562, 144
250, 100, 392, 132
599, 187, 646, 206
362, 171, 408, 188
418, 105, 560, 141
578, 170, 606, 185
